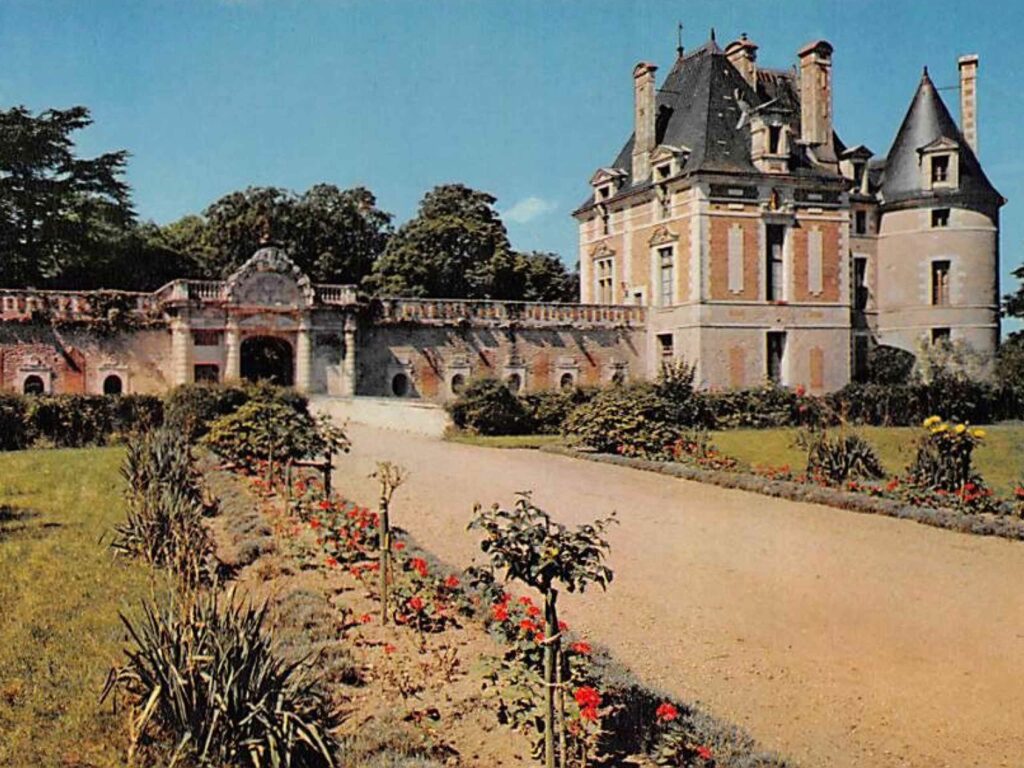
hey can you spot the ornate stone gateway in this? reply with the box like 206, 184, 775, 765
240, 335, 294, 386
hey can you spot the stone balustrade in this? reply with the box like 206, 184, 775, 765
0, 288, 155, 321
315, 284, 359, 305
374, 297, 646, 327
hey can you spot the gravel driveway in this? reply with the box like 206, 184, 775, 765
333, 423, 1024, 768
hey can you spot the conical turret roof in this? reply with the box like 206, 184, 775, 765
881, 68, 1001, 208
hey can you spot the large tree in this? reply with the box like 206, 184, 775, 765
363, 184, 577, 301
165, 184, 392, 283
0, 105, 134, 287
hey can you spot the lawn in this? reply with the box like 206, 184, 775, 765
0, 447, 163, 768
444, 431, 564, 449
710, 423, 1024, 495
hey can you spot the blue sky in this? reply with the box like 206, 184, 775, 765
1, 0, 1021, 322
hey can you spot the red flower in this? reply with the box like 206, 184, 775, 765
408, 596, 425, 613
318, 500, 331, 510
570, 641, 592, 655
520, 619, 538, 633
394, 541, 406, 551
696, 745, 713, 760
359, 613, 372, 624
655, 702, 678, 722
795, 385, 806, 397
526, 605, 541, 618
383, 643, 396, 655
444, 574, 461, 589
410, 557, 429, 578
580, 705, 599, 722
574, 686, 601, 709
518, 596, 533, 606
534, 631, 546, 643
309, 517, 322, 529
324, 556, 339, 568
491, 603, 509, 622
558, 620, 569, 632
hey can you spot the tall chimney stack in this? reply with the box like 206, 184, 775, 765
958, 54, 979, 155
797, 40, 834, 148
725, 33, 758, 89
632, 61, 658, 183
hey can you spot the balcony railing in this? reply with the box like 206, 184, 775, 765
374, 298, 646, 327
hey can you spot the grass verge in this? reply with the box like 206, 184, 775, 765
0, 447, 164, 768
443, 431, 563, 450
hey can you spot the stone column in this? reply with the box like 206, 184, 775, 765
341, 316, 357, 397
170, 316, 192, 386
224, 317, 241, 381
295, 315, 313, 392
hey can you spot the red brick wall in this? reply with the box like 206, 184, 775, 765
709, 216, 760, 301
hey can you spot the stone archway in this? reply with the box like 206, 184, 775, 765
241, 336, 294, 386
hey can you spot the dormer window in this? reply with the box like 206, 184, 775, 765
768, 125, 782, 155
590, 167, 627, 205
932, 155, 949, 184
918, 138, 959, 190
598, 185, 612, 200
655, 162, 672, 181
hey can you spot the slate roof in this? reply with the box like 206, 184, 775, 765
880, 69, 1002, 207
579, 37, 844, 212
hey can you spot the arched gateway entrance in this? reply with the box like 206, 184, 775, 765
241, 336, 294, 386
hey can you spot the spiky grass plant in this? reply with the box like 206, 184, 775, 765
103, 589, 338, 767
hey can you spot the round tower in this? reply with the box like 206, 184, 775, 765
876, 63, 1003, 364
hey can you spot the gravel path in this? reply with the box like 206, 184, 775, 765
333, 424, 1024, 768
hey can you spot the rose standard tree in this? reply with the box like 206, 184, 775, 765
469, 493, 615, 768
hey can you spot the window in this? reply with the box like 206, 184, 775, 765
102, 375, 123, 395
767, 332, 786, 384
23, 375, 45, 395
598, 185, 611, 200
596, 257, 614, 304
450, 373, 466, 394
611, 369, 626, 386
766, 224, 785, 301
194, 364, 220, 383
192, 330, 222, 346
391, 373, 409, 397
852, 161, 865, 186
601, 211, 610, 236
559, 372, 576, 390
931, 260, 951, 306
506, 372, 522, 393
931, 155, 949, 184
932, 327, 951, 345
658, 189, 671, 220
633, 291, 644, 306
854, 210, 867, 235
931, 208, 950, 228
659, 246, 674, 306
657, 333, 674, 360
768, 125, 782, 154
853, 256, 868, 310
656, 163, 671, 181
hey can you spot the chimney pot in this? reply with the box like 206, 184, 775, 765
798, 39, 834, 151
631, 61, 658, 183
959, 54, 979, 155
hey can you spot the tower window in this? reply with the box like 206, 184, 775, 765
931, 327, 951, 345
657, 333, 674, 360
767, 332, 786, 384
596, 257, 614, 304
854, 210, 867, 235
768, 125, 782, 154
853, 256, 868, 310
931, 208, 950, 228
931, 155, 950, 184
766, 224, 785, 301
931, 260, 951, 306
658, 246, 674, 306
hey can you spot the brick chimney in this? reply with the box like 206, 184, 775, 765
797, 40, 834, 147
958, 54, 979, 155
725, 33, 758, 88
632, 62, 658, 183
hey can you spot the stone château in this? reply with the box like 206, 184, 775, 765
0, 32, 1003, 400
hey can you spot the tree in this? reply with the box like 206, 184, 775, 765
1004, 263, 1024, 320
0, 105, 133, 287
164, 184, 392, 284
512, 251, 579, 303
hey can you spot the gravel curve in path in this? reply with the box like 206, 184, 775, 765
332, 423, 1024, 768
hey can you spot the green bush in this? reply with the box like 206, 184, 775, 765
20, 393, 163, 448
563, 382, 688, 458
802, 430, 886, 485
520, 386, 597, 434
703, 386, 807, 429
867, 345, 918, 385
0, 394, 29, 450
103, 589, 337, 767
447, 378, 532, 435
909, 418, 985, 493
164, 383, 251, 441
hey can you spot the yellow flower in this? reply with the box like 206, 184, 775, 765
955, 424, 967, 434
923, 415, 941, 427
973, 428, 986, 438
932, 424, 948, 433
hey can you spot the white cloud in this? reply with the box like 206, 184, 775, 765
503, 196, 558, 224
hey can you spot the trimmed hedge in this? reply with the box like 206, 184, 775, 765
0, 393, 164, 449
165, 381, 309, 442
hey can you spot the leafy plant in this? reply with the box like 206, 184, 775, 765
103, 589, 337, 767
800, 429, 885, 486
372, 461, 408, 625
470, 493, 615, 768
0, 394, 29, 450
447, 378, 532, 435
563, 382, 687, 458
909, 417, 986, 494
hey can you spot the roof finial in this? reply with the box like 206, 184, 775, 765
677, 21, 684, 58
710, 26, 716, 43
922, 65, 930, 79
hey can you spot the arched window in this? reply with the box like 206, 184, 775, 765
611, 370, 626, 386
559, 372, 575, 390
23, 375, 45, 395
103, 374, 124, 395
450, 373, 466, 395
506, 373, 522, 393
391, 373, 409, 397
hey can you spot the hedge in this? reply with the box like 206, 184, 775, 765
0, 393, 164, 449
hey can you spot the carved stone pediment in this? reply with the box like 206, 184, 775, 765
225, 247, 315, 308
589, 242, 615, 260
648, 225, 678, 246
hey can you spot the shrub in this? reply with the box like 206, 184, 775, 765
908, 417, 986, 493
22, 393, 163, 447
521, 386, 597, 435
867, 345, 917, 385
447, 378, 531, 435
563, 382, 687, 457
103, 590, 338, 767
164, 382, 251, 441
703, 386, 807, 429
203, 395, 348, 466
0, 394, 28, 450
801, 430, 886, 485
